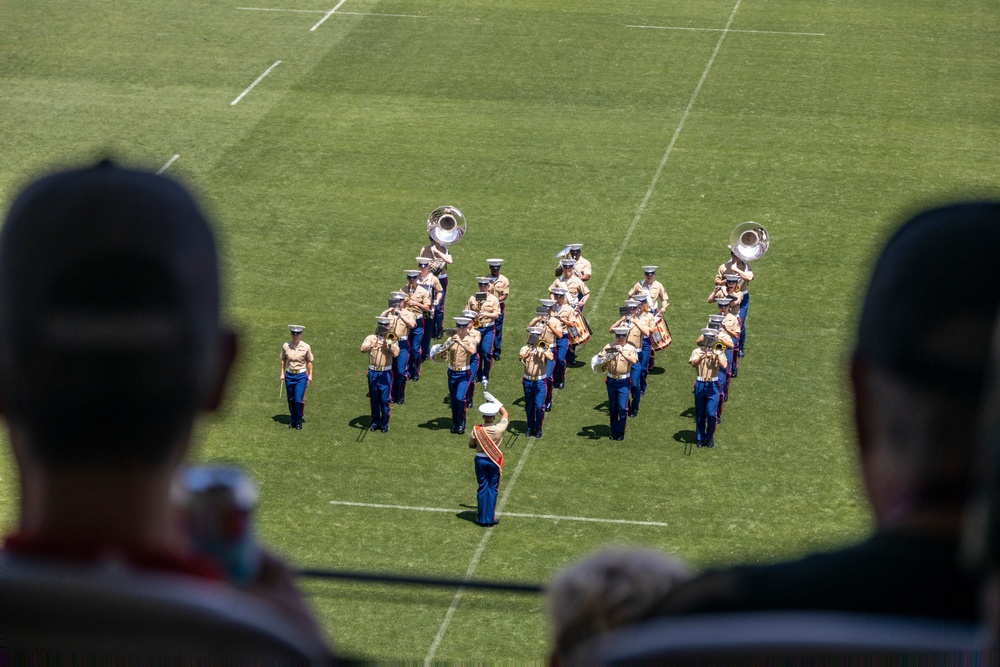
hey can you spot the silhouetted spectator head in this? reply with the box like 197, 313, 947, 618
0, 160, 234, 470
547, 548, 691, 662
851, 202, 1000, 528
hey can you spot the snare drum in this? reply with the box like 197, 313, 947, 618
567, 313, 591, 346
649, 316, 671, 350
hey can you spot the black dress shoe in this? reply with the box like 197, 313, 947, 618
555, 382, 565, 389
731, 370, 738, 378
396, 397, 405, 404
456, 425, 465, 434
534, 429, 542, 439
738, 350, 745, 358
369, 425, 378, 432
493, 351, 501, 361
543, 403, 552, 412
288, 423, 295, 429
295, 423, 303, 430
696, 441, 704, 448
707, 439, 715, 448
411, 376, 419, 382
450, 427, 458, 434
380, 426, 388, 433
627, 411, 637, 418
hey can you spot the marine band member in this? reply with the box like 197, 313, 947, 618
402, 270, 432, 382
486, 259, 509, 362
360, 316, 400, 432
555, 243, 592, 282
529, 298, 564, 412
443, 316, 479, 434
599, 328, 639, 441
470, 397, 508, 527
467, 277, 501, 385
461, 308, 484, 408
549, 288, 575, 389
416, 256, 443, 362
419, 235, 453, 339
629, 265, 668, 315
520, 326, 553, 438
690, 328, 728, 448
716, 249, 754, 356
380, 292, 417, 404
280, 325, 313, 430
610, 299, 653, 417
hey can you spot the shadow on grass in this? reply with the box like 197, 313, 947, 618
679, 407, 696, 418
673, 429, 697, 444
568, 360, 586, 368
593, 401, 609, 414
509, 419, 529, 435
272, 414, 291, 425
455, 510, 479, 525
578, 424, 611, 440
347, 415, 372, 430
512, 396, 526, 407
417, 417, 452, 431
647, 366, 666, 375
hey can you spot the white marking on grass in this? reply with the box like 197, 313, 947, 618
231, 60, 281, 106
424, 438, 535, 664
329, 500, 668, 527
156, 154, 180, 174
238, 7, 426, 18
626, 24, 824, 37
591, 0, 743, 312
310, 0, 348, 31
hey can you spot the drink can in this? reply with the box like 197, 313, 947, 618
174, 465, 261, 584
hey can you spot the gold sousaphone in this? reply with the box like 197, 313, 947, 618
729, 221, 770, 262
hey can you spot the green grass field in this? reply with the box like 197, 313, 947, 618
3, 0, 999, 660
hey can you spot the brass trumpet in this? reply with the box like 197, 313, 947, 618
429, 337, 458, 363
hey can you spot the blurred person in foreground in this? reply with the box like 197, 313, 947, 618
644, 202, 1000, 622
547, 548, 691, 663
966, 302, 1000, 645
0, 161, 331, 652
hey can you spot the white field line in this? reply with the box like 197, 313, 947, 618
230, 60, 281, 106
424, 438, 535, 664
156, 154, 180, 174
328, 500, 668, 527
238, 7, 426, 18
590, 0, 743, 313
626, 24, 824, 37
310, 0, 348, 31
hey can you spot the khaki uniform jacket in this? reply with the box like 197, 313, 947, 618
629, 279, 668, 311
448, 333, 478, 368
690, 347, 724, 378
470, 417, 508, 453
466, 292, 501, 325
379, 308, 416, 338
361, 335, 399, 367
716, 258, 754, 292
600, 343, 637, 376
488, 274, 510, 302
281, 341, 314, 373
520, 345, 550, 377
418, 273, 443, 305
401, 283, 433, 316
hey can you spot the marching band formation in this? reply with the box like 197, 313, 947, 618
340, 207, 768, 447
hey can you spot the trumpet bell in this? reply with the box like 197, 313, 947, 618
730, 221, 769, 262
535, 339, 550, 352
385, 332, 399, 344
428, 206, 467, 246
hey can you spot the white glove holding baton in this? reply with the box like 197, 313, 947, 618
482, 391, 502, 408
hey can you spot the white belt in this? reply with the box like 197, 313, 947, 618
286, 369, 307, 375
697, 376, 719, 382
450, 365, 470, 372
524, 374, 546, 381
369, 365, 390, 372
607, 373, 629, 380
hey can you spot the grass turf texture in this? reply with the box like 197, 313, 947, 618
2, 0, 999, 660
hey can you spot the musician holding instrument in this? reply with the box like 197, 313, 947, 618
401, 270, 432, 382
596, 328, 638, 441
415, 256, 443, 363
690, 328, 728, 448
422, 206, 463, 340
469, 394, 508, 527
466, 277, 501, 386
718, 222, 767, 357
708, 275, 744, 378
441, 316, 478, 434
629, 266, 668, 315
549, 288, 575, 390
529, 298, 564, 412
555, 243, 592, 282
550, 259, 591, 365
461, 309, 483, 409
699, 315, 735, 422
380, 292, 417, 405
486, 259, 509, 362
360, 316, 400, 433
520, 327, 554, 439
280, 325, 313, 430
610, 299, 653, 418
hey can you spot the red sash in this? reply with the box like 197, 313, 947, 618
473, 425, 503, 473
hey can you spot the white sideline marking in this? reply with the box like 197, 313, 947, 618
424, 438, 535, 664
627, 24, 824, 37
591, 0, 743, 313
156, 154, 180, 174
230, 60, 281, 106
310, 0, 348, 31
329, 500, 668, 527
238, 7, 426, 18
